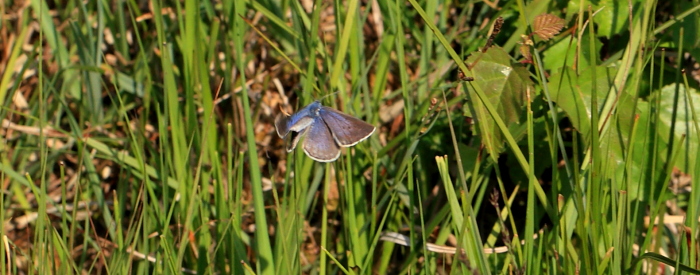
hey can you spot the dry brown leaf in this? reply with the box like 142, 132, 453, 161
519, 34, 533, 62
532, 14, 565, 41
520, 43, 532, 63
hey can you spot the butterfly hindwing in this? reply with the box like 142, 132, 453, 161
302, 118, 341, 162
286, 127, 306, 152
319, 106, 376, 147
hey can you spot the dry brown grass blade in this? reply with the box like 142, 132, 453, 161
380, 231, 542, 254
2, 119, 66, 137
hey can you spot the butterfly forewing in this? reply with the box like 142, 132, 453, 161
275, 114, 315, 138
302, 119, 341, 162
319, 107, 376, 147
274, 115, 292, 138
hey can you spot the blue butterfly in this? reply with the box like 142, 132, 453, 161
275, 101, 375, 162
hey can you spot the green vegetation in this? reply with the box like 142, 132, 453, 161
1, 0, 699, 274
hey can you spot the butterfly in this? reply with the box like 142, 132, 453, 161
275, 101, 375, 162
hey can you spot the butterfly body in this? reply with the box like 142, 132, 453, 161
275, 101, 375, 162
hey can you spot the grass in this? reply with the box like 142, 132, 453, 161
1, 0, 700, 274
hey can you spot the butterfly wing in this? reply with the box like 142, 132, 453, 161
274, 114, 292, 138
275, 102, 321, 138
285, 127, 306, 152
302, 118, 341, 162
319, 106, 376, 147
275, 114, 315, 138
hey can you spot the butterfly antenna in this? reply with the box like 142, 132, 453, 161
317, 91, 340, 103
279, 105, 291, 116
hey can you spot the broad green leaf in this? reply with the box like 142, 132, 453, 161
568, 0, 636, 38
599, 92, 652, 201
654, 84, 700, 174
463, 47, 532, 159
672, 2, 700, 71
594, 84, 700, 202
541, 34, 601, 73
548, 65, 617, 141
548, 65, 662, 200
